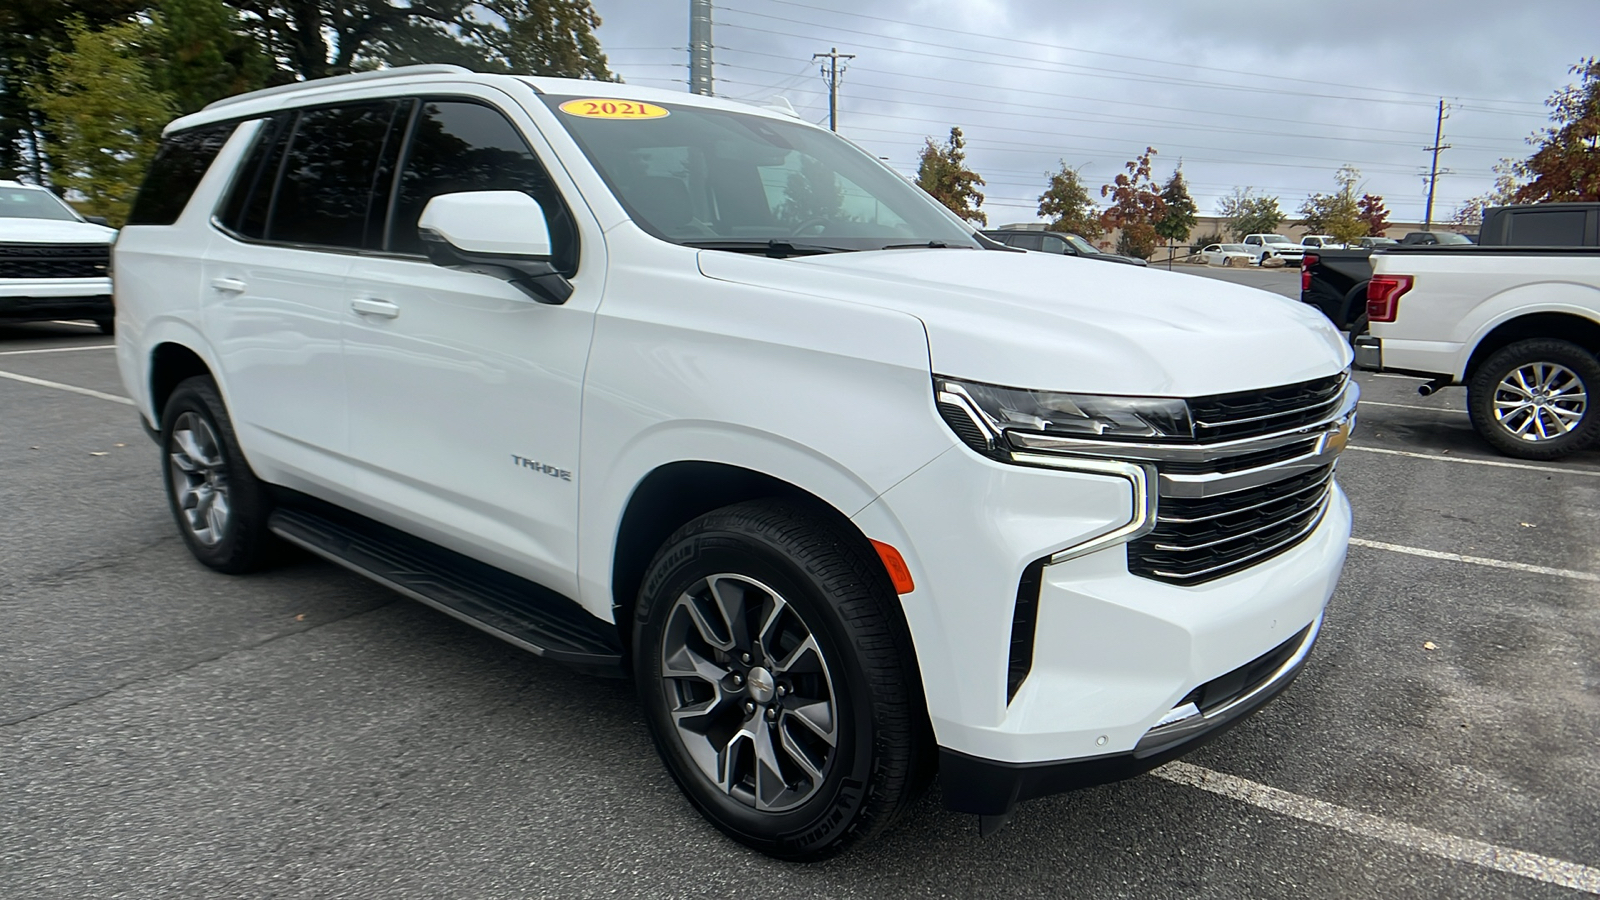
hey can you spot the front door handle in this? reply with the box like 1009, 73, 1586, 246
350, 298, 400, 319
211, 277, 247, 294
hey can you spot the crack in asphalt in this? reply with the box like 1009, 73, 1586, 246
0, 598, 398, 729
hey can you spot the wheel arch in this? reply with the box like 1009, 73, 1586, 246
149, 341, 215, 425
1464, 311, 1600, 382
609, 460, 881, 655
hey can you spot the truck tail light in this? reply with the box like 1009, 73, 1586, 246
1301, 254, 1318, 292
1367, 274, 1413, 323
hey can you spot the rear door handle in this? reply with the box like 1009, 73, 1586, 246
211, 277, 247, 294
350, 297, 400, 319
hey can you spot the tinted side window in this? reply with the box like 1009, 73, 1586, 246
127, 123, 238, 226
218, 115, 292, 239
1007, 233, 1044, 251
270, 101, 402, 248
1041, 235, 1069, 255
389, 100, 576, 273
1507, 209, 1586, 246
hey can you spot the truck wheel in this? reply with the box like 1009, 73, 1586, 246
161, 376, 279, 572
633, 499, 930, 860
1346, 313, 1369, 349
1468, 339, 1600, 460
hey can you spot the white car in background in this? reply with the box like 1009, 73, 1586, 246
0, 180, 117, 333
1242, 233, 1306, 266
1198, 243, 1254, 266
1300, 235, 1345, 250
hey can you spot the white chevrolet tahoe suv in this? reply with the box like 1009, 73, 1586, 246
115, 66, 1356, 859
0, 180, 116, 332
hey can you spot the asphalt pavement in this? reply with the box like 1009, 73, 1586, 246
2, 304, 1597, 899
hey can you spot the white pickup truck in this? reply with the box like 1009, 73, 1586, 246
1356, 247, 1600, 459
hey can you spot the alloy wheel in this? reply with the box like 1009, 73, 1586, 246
1492, 362, 1588, 442
659, 573, 838, 812
168, 411, 232, 545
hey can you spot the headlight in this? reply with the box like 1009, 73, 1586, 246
936, 376, 1192, 455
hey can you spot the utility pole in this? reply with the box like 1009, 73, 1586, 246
689, 0, 713, 96
813, 47, 855, 132
1423, 99, 1451, 229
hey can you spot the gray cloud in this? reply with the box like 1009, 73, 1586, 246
591, 0, 1597, 223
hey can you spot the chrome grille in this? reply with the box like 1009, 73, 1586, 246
1128, 465, 1334, 585
0, 243, 110, 279
1187, 373, 1347, 443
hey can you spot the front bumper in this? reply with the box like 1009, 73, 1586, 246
0, 278, 113, 320
940, 613, 1322, 815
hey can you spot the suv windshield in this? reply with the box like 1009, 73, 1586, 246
543, 96, 982, 252
1063, 234, 1099, 255
0, 186, 81, 222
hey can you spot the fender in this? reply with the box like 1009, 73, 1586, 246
1453, 284, 1600, 378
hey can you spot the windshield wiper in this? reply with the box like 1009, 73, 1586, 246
682, 239, 854, 258
878, 240, 968, 250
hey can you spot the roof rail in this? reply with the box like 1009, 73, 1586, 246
203, 64, 473, 112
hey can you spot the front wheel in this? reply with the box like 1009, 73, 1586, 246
1468, 339, 1600, 460
633, 500, 930, 860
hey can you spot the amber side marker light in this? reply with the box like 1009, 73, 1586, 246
870, 540, 916, 594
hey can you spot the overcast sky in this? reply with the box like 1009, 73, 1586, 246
586, 0, 1597, 226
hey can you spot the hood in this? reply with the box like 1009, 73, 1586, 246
698, 248, 1350, 396
0, 218, 116, 244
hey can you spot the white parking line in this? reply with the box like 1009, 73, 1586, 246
0, 368, 135, 406
1359, 399, 1466, 414
1347, 445, 1600, 477
1349, 537, 1600, 582
0, 343, 115, 356
1156, 762, 1600, 894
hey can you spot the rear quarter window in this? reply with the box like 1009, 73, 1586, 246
126, 123, 238, 226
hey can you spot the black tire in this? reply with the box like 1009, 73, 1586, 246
1346, 313, 1369, 350
1467, 339, 1600, 460
94, 318, 114, 335
160, 376, 278, 572
633, 499, 931, 860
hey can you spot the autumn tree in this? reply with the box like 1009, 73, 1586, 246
1298, 165, 1365, 244
1358, 193, 1391, 236
1512, 56, 1600, 203
917, 127, 987, 225
1099, 146, 1166, 259
1154, 165, 1197, 246
25, 17, 174, 224
1452, 162, 1519, 227
1218, 187, 1285, 240
1036, 161, 1100, 239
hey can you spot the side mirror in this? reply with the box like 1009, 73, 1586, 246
417, 191, 572, 305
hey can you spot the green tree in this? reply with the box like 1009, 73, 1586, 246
0, 0, 145, 181
1037, 161, 1100, 239
1218, 186, 1285, 240
231, 0, 472, 79
917, 126, 986, 225
1099, 146, 1165, 259
1358, 193, 1391, 236
472, 0, 614, 79
152, 0, 276, 114
1512, 56, 1600, 203
1298, 165, 1364, 244
1153, 165, 1197, 245
25, 17, 174, 224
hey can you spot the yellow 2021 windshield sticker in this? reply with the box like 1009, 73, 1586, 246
559, 99, 669, 120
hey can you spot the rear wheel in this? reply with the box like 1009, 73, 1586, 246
1468, 339, 1600, 460
161, 376, 279, 572
633, 500, 930, 860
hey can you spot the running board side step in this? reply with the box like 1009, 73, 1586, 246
267, 505, 624, 676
